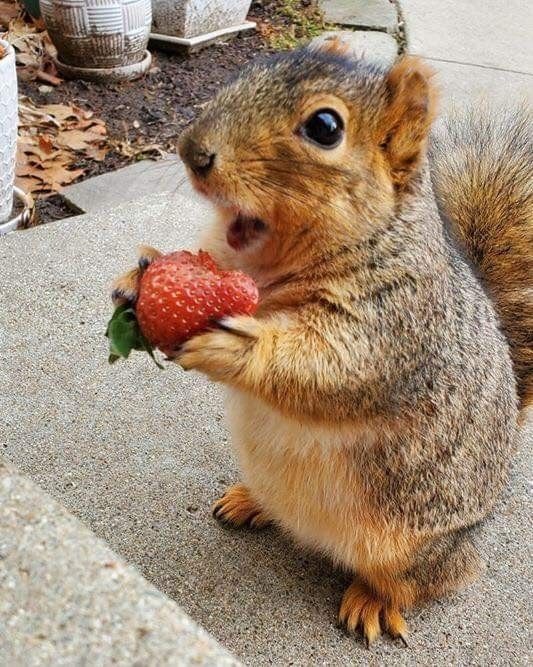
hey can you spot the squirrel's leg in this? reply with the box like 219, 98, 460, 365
340, 529, 482, 644
395, 528, 483, 604
177, 314, 361, 421
213, 483, 271, 529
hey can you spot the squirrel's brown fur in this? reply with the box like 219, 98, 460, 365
429, 108, 533, 409
112, 46, 531, 644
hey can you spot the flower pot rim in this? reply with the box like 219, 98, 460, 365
53, 49, 152, 82
0, 187, 33, 236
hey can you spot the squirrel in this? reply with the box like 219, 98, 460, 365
111, 40, 532, 645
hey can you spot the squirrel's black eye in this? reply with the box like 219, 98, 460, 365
301, 109, 344, 148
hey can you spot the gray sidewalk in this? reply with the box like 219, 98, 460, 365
403, 0, 532, 108
1, 193, 532, 665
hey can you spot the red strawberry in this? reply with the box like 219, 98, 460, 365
135, 250, 258, 353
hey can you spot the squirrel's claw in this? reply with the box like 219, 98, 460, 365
176, 324, 257, 381
137, 244, 162, 270
216, 315, 262, 339
111, 268, 140, 306
111, 246, 163, 307
212, 483, 271, 529
339, 579, 408, 648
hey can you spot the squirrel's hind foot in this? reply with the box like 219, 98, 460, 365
339, 579, 408, 647
213, 483, 271, 529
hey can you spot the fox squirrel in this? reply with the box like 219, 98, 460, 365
112, 41, 532, 645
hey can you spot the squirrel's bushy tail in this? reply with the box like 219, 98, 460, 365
429, 107, 532, 409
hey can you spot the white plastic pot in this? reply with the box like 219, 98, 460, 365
151, 0, 255, 50
0, 39, 18, 226
40, 0, 152, 81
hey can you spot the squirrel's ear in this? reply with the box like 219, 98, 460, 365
379, 56, 438, 189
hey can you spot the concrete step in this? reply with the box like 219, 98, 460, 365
0, 460, 240, 666
0, 192, 531, 665
62, 156, 195, 215
320, 0, 398, 33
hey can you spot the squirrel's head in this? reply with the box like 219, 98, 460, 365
179, 43, 437, 273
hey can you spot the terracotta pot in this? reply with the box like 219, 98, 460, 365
0, 39, 18, 225
41, 0, 152, 81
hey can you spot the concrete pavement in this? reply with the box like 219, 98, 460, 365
1, 190, 532, 665
402, 0, 533, 108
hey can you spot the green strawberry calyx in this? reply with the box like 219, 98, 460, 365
105, 304, 164, 369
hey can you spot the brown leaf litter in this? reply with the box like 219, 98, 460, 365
17, 98, 110, 195
1, 14, 62, 85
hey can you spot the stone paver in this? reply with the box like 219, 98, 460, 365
0, 461, 240, 666
321, 0, 397, 33
403, 0, 533, 74
1, 192, 532, 665
62, 155, 193, 214
403, 0, 533, 111
432, 61, 532, 110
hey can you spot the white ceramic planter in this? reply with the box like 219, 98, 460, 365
41, 0, 152, 81
151, 0, 255, 51
0, 187, 33, 236
0, 39, 18, 225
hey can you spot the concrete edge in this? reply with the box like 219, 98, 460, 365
0, 459, 240, 666
60, 155, 193, 216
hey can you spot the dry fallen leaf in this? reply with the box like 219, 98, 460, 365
38, 134, 55, 154
3, 12, 61, 85
56, 129, 107, 151
18, 140, 60, 163
16, 175, 44, 194
85, 145, 108, 162
112, 140, 166, 160
36, 70, 62, 86
14, 51, 35, 66
16, 97, 110, 196
0, 0, 18, 29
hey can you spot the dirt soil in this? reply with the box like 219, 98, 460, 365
18, 1, 320, 187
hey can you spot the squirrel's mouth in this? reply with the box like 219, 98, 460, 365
227, 214, 267, 250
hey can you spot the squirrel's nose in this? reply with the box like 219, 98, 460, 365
179, 136, 216, 178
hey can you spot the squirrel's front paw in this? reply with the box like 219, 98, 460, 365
176, 315, 261, 382
111, 245, 162, 306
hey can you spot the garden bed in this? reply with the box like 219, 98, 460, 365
4, 0, 325, 223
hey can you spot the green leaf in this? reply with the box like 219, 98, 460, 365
105, 305, 164, 369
